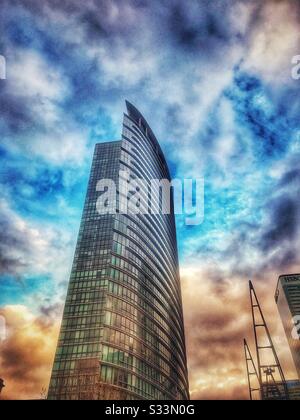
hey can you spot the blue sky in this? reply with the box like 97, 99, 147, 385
0, 0, 299, 399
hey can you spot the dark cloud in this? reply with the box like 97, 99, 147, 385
168, 1, 233, 53
39, 303, 62, 319
80, 10, 109, 40
260, 195, 299, 252
0, 204, 30, 277
279, 169, 300, 187
211, 191, 300, 277
0, 198, 75, 282
0, 91, 36, 134
227, 71, 292, 159
266, 247, 298, 272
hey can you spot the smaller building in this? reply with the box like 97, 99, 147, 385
275, 274, 300, 379
262, 380, 300, 400
287, 380, 300, 400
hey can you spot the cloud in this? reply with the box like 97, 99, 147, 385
279, 169, 300, 187
260, 195, 299, 252
181, 266, 298, 400
242, 0, 300, 84
1, 0, 300, 400
0, 198, 74, 283
0, 199, 46, 278
0, 305, 60, 400
1, 45, 89, 165
0, 268, 297, 400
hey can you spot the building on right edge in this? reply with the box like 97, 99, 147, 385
275, 274, 300, 379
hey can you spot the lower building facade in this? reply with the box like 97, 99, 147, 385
275, 274, 300, 380
262, 380, 300, 400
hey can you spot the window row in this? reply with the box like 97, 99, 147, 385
59, 327, 103, 343
56, 342, 101, 357
61, 314, 104, 329
64, 302, 105, 316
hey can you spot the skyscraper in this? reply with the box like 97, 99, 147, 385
48, 101, 190, 400
275, 274, 300, 379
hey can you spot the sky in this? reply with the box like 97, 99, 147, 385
0, 0, 300, 400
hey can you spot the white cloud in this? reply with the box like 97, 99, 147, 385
9, 49, 68, 100
0, 198, 75, 287
32, 124, 90, 165
242, 1, 300, 84
3, 48, 90, 165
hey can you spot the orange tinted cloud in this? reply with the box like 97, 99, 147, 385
181, 267, 298, 400
243, 0, 300, 83
0, 305, 60, 400
0, 268, 297, 400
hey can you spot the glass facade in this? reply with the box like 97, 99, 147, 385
48, 101, 190, 400
275, 274, 300, 380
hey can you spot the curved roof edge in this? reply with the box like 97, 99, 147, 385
125, 100, 171, 179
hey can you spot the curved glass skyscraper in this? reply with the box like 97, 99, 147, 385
48, 101, 189, 400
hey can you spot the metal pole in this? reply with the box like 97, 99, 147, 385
243, 339, 261, 400
249, 280, 289, 400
